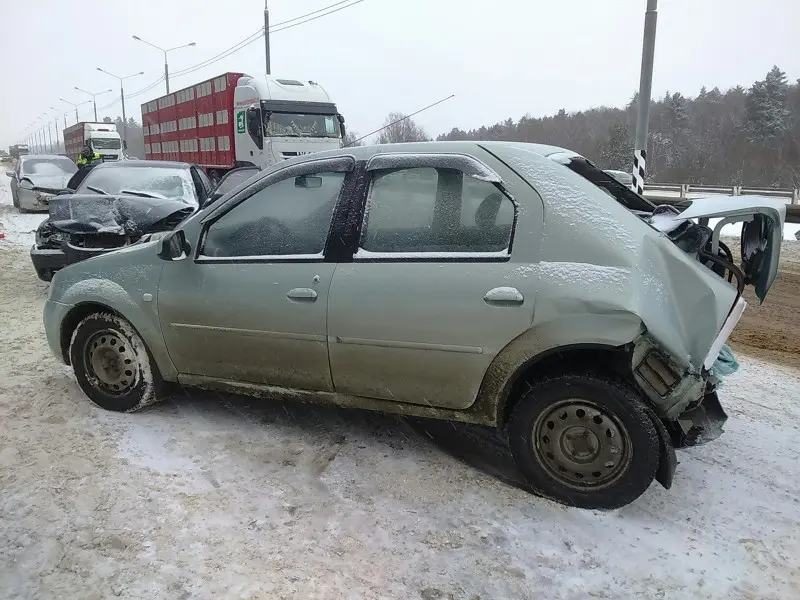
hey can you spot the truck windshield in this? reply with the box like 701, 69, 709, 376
91, 138, 122, 150
264, 112, 339, 138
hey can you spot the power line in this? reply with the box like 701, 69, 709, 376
170, 28, 264, 77
58, 0, 368, 120
269, 0, 353, 28
170, 0, 366, 80
347, 94, 456, 146
269, 0, 365, 34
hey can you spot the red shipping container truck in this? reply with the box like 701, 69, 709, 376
142, 72, 346, 182
63, 122, 124, 163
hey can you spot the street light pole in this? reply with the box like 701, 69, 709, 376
50, 108, 61, 153
97, 68, 144, 142
264, 0, 271, 75
132, 35, 196, 94
74, 87, 113, 121
632, 0, 658, 195
60, 98, 92, 124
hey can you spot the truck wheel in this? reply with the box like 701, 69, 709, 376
69, 312, 163, 413
507, 373, 659, 510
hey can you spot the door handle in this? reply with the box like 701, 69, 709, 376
287, 288, 318, 301
483, 287, 524, 305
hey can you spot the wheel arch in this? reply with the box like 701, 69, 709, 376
58, 299, 177, 382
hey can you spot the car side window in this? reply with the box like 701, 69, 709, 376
359, 167, 515, 254
201, 171, 346, 258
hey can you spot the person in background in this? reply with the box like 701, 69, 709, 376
67, 145, 103, 190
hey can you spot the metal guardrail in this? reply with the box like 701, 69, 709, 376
643, 186, 800, 225
643, 183, 800, 204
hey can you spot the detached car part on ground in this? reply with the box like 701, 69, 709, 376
41, 141, 785, 510
30, 160, 218, 281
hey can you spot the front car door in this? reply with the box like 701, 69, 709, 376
156, 156, 355, 391
327, 150, 544, 409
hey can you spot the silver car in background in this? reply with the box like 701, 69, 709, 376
6, 155, 77, 212
42, 141, 785, 509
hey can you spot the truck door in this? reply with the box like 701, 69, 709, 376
234, 105, 267, 169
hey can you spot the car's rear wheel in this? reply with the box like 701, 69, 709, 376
507, 374, 659, 509
69, 312, 163, 412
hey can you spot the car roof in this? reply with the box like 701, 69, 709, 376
288, 140, 579, 164
94, 160, 192, 169
20, 154, 72, 161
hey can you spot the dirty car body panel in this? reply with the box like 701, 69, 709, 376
42, 141, 784, 508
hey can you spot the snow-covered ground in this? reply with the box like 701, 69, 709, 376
0, 172, 49, 246
0, 239, 799, 599
2, 171, 800, 599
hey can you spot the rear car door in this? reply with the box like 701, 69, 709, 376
327, 151, 542, 409
157, 156, 355, 391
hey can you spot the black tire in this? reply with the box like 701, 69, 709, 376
69, 312, 163, 412
507, 374, 659, 510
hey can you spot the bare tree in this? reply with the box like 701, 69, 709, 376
342, 130, 363, 147
377, 111, 430, 144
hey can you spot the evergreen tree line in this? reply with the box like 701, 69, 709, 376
115, 66, 800, 188
379, 66, 799, 189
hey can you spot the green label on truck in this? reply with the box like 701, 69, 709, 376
236, 111, 246, 134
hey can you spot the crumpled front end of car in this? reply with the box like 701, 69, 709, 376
490, 144, 784, 450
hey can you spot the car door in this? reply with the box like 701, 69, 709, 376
157, 156, 355, 391
327, 152, 542, 410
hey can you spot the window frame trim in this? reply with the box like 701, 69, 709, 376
354, 154, 518, 263
194, 155, 356, 264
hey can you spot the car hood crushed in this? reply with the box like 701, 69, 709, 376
45, 194, 195, 238
490, 143, 787, 374
22, 173, 74, 193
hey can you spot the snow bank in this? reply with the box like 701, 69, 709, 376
0, 172, 48, 246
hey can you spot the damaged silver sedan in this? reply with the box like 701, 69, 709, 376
6, 154, 77, 213
41, 141, 785, 509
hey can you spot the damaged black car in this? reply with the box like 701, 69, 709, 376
30, 160, 212, 281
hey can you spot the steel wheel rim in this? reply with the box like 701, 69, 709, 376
533, 399, 632, 490
84, 329, 138, 396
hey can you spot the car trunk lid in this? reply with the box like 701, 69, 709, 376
661, 196, 786, 302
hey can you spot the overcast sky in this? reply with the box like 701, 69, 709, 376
1, 0, 797, 148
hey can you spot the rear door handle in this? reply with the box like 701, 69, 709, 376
484, 287, 524, 305
287, 288, 318, 301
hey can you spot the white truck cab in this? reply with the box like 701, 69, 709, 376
233, 76, 345, 170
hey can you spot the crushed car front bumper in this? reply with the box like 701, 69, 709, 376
30, 242, 122, 281
30, 245, 68, 282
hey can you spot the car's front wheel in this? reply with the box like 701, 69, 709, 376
69, 312, 163, 412
508, 374, 659, 510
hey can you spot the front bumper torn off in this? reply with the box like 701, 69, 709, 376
668, 390, 729, 448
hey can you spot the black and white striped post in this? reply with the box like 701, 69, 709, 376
633, 0, 658, 195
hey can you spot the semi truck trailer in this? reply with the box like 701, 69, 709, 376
63, 122, 124, 163
141, 72, 346, 182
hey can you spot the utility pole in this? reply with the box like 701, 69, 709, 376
75, 87, 113, 121
47, 121, 54, 153
632, 0, 658, 195
61, 98, 91, 123
264, 0, 271, 75
132, 36, 195, 95
97, 69, 144, 142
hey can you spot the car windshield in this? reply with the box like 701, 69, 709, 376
77, 166, 197, 205
91, 138, 122, 150
22, 158, 77, 176
264, 112, 339, 138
